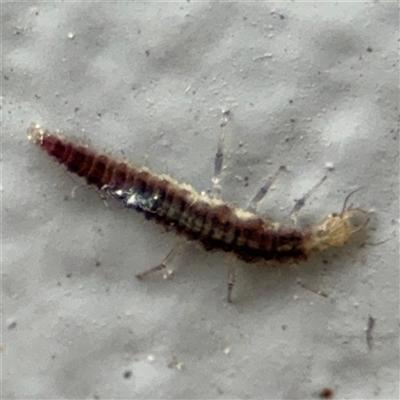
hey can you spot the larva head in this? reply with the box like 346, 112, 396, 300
309, 208, 369, 252
27, 123, 46, 145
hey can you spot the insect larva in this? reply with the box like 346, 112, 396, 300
28, 124, 369, 295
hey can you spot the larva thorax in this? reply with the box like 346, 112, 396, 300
28, 124, 367, 264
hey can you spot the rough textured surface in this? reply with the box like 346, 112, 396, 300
3, 3, 399, 399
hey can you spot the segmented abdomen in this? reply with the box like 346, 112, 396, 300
29, 125, 311, 262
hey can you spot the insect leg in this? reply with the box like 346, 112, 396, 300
226, 163, 285, 302
290, 175, 327, 223
213, 112, 239, 302
247, 165, 287, 213
135, 241, 185, 280
227, 263, 236, 303
212, 110, 230, 200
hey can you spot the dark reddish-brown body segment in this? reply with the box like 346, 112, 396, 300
33, 129, 311, 263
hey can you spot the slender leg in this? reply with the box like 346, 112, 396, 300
135, 241, 184, 280
247, 165, 287, 213
227, 263, 236, 303
212, 110, 230, 200
290, 175, 327, 222
211, 112, 239, 302
223, 165, 285, 302
136, 111, 230, 284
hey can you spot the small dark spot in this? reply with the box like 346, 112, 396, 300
137, 29, 141, 34
145, 50, 150, 57
123, 370, 132, 379
132, 84, 136, 90
281, 324, 287, 331
74, 107, 79, 113
289, 99, 293, 104
35, 94, 41, 99
66, 273, 72, 278
280, 14, 285, 19
192, 90, 196, 95
97, 112, 102, 117
4, 75, 9, 80
36, 11, 39, 16
243, 16, 247, 21
366, 46, 373, 52
322, 260, 328, 264
95, 260, 101, 267
319, 388, 334, 399
8, 321, 17, 330
51, 354, 56, 359
290, 118, 296, 123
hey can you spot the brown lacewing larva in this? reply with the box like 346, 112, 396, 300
28, 124, 369, 298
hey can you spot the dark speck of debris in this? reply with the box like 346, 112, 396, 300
145, 50, 150, 57
367, 46, 373, 52
66, 273, 72, 278
123, 370, 132, 379
289, 99, 293, 104
319, 388, 334, 399
366, 315, 376, 350
8, 320, 17, 330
